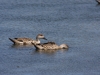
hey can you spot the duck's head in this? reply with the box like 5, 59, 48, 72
60, 44, 68, 49
36, 34, 47, 40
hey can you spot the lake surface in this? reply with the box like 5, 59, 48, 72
0, 0, 100, 75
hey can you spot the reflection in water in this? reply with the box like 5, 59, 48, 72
35, 49, 56, 54
10, 44, 68, 54
11, 44, 34, 48
33, 48, 68, 55
96, 3, 100, 6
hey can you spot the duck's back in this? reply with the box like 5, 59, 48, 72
41, 42, 59, 50
15, 38, 33, 42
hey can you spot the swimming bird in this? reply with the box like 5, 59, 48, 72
96, 0, 100, 4
9, 34, 47, 45
32, 42, 68, 50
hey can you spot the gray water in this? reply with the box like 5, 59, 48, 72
0, 0, 100, 75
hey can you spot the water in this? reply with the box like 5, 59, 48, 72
0, 0, 100, 75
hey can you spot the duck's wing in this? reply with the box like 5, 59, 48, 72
41, 42, 59, 50
14, 38, 33, 41
32, 41, 59, 50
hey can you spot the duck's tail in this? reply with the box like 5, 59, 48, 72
31, 42, 37, 49
9, 38, 19, 44
31, 42, 41, 49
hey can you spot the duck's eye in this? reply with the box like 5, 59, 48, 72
63, 46, 67, 49
39, 34, 43, 36
63, 47, 66, 49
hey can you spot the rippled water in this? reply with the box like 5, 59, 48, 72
0, 0, 100, 75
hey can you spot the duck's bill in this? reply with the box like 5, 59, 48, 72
43, 37, 48, 40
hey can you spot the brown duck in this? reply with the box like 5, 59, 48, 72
9, 34, 47, 45
32, 42, 68, 50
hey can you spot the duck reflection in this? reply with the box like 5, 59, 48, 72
35, 49, 57, 54
33, 48, 68, 55
11, 44, 34, 48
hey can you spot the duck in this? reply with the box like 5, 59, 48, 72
32, 42, 68, 50
9, 34, 47, 45
96, 0, 100, 4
